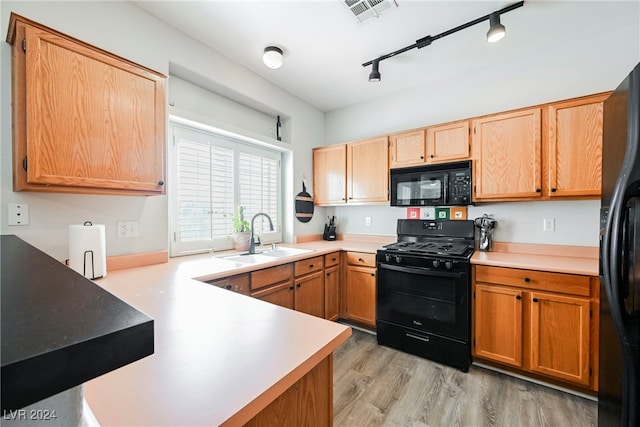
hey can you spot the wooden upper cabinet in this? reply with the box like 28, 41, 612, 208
426, 120, 471, 163
473, 108, 542, 201
313, 144, 347, 205
389, 129, 426, 168
547, 94, 607, 198
7, 14, 167, 195
347, 136, 389, 203
389, 122, 470, 168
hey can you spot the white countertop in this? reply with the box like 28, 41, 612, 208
84, 239, 389, 426
471, 242, 599, 276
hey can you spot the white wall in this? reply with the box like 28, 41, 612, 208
328, 200, 600, 247
0, 1, 325, 260
325, 8, 640, 248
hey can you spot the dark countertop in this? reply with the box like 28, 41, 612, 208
1, 235, 154, 411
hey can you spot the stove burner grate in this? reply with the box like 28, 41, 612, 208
383, 240, 472, 257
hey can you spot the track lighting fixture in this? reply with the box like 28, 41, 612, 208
369, 60, 381, 82
487, 13, 506, 43
263, 46, 283, 69
363, 1, 524, 82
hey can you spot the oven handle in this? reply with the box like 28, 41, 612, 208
378, 263, 465, 278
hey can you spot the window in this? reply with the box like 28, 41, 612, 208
170, 122, 282, 256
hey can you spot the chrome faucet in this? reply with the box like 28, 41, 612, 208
249, 213, 274, 254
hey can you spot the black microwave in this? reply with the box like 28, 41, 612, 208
390, 160, 473, 206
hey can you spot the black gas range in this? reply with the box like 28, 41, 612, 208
376, 219, 475, 372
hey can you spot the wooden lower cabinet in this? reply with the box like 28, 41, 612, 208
324, 252, 341, 321
252, 281, 294, 310
295, 270, 324, 318
251, 264, 295, 310
324, 265, 340, 321
245, 355, 332, 426
343, 252, 377, 328
294, 256, 325, 317
205, 273, 250, 295
473, 265, 598, 391
529, 291, 591, 385
474, 284, 523, 367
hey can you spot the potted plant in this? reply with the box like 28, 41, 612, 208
231, 206, 251, 251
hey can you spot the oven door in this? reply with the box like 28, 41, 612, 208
390, 169, 447, 206
376, 262, 469, 341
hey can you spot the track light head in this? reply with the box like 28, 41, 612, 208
369, 60, 381, 82
487, 13, 506, 43
362, 1, 523, 81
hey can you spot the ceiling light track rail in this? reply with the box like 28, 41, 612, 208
362, 0, 524, 79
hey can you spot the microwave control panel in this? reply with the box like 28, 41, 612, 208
449, 169, 471, 204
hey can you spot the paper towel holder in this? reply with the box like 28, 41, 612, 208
82, 221, 96, 278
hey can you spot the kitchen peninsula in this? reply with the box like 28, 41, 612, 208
84, 244, 355, 426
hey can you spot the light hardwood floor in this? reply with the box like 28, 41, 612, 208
333, 329, 597, 427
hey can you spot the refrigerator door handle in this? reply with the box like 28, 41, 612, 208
602, 180, 638, 345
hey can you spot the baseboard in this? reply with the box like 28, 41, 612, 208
472, 361, 597, 401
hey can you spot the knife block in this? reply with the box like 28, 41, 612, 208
323, 224, 336, 241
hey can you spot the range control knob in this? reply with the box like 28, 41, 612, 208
445, 261, 453, 270
385, 254, 391, 263
395, 255, 403, 264
432, 260, 441, 268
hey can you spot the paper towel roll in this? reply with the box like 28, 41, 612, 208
69, 222, 106, 279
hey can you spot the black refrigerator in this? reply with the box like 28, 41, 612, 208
599, 62, 640, 426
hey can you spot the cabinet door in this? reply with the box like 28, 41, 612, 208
347, 137, 389, 203
530, 291, 591, 386
426, 120, 470, 163
474, 284, 523, 367
548, 95, 606, 197
14, 20, 166, 195
389, 129, 426, 168
252, 282, 294, 310
313, 145, 347, 205
473, 108, 542, 201
295, 271, 324, 318
344, 265, 376, 327
207, 273, 250, 296
324, 265, 340, 321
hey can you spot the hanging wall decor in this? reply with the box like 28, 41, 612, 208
295, 180, 314, 223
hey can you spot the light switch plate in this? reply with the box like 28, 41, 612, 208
8, 203, 29, 226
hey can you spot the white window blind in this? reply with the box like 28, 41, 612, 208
239, 151, 280, 237
170, 122, 282, 256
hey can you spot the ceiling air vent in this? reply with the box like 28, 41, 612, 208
343, 0, 398, 23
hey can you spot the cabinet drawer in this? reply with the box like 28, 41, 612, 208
324, 251, 340, 267
346, 252, 376, 268
475, 265, 591, 297
294, 256, 324, 277
206, 273, 250, 295
251, 264, 293, 291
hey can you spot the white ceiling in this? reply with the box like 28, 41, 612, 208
134, 0, 640, 112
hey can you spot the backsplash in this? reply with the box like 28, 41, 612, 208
329, 199, 600, 247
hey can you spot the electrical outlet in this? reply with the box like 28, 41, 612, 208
117, 221, 140, 239
365, 216, 372, 226
543, 218, 555, 232
8, 203, 29, 226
